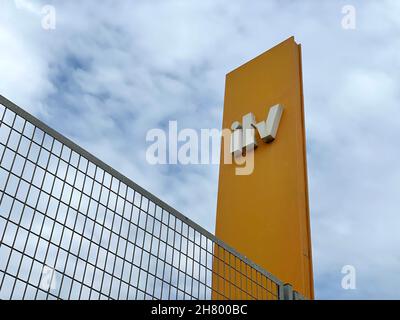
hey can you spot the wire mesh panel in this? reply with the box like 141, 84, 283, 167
0, 96, 283, 300
212, 245, 281, 300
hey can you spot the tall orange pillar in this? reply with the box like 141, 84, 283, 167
215, 37, 314, 299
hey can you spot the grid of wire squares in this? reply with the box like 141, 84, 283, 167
0, 96, 284, 300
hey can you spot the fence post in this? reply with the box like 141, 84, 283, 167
282, 284, 294, 300
293, 290, 305, 300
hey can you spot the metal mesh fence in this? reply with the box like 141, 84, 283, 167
0, 95, 289, 300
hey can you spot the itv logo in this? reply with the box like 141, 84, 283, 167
230, 104, 283, 156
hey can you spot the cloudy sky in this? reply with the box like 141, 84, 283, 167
1, 0, 400, 299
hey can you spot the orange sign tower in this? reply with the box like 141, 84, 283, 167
215, 37, 314, 299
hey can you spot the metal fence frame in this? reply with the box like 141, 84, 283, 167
0, 95, 304, 300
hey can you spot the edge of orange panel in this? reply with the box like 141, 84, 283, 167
297, 42, 315, 299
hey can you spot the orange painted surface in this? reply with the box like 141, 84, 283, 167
215, 37, 314, 299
